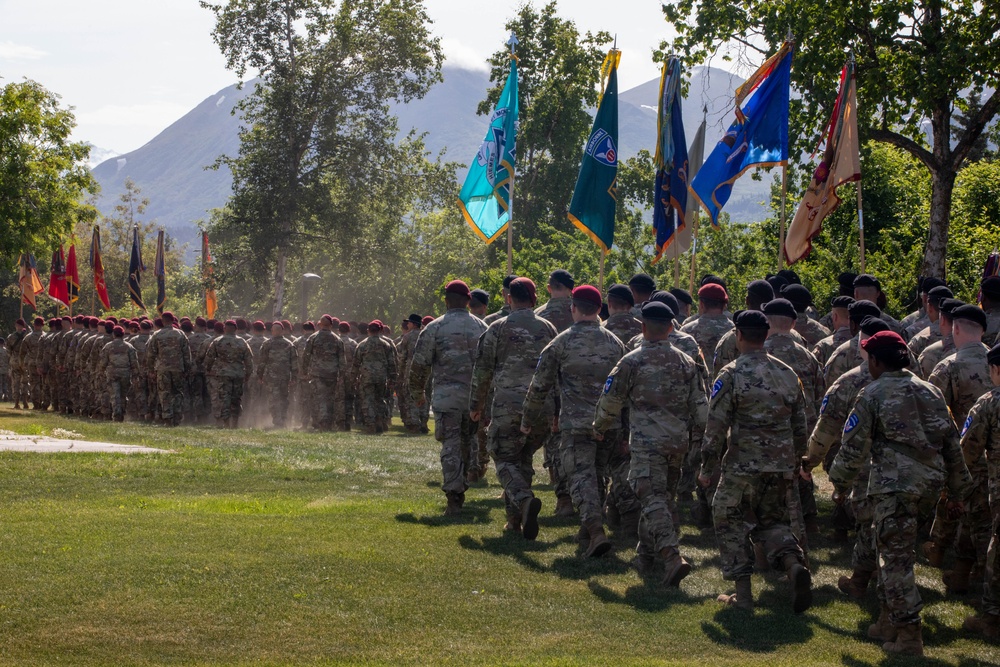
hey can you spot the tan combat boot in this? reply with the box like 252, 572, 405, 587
963, 612, 1000, 640
584, 520, 612, 558
554, 495, 575, 518
717, 577, 753, 611
660, 547, 692, 587
943, 558, 975, 594
867, 605, 898, 642
883, 622, 923, 656
576, 524, 590, 544
782, 555, 813, 614
520, 497, 542, 541
837, 569, 874, 600
503, 513, 521, 534
922, 540, 946, 568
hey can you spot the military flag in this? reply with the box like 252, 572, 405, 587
691, 41, 793, 227
66, 243, 80, 305
89, 225, 111, 311
784, 59, 861, 264
458, 55, 518, 244
202, 231, 218, 320
568, 48, 621, 253
651, 56, 688, 262
47, 245, 69, 308
18, 253, 44, 309
128, 225, 146, 310
154, 230, 166, 314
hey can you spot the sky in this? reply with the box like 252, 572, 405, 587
0, 0, 679, 155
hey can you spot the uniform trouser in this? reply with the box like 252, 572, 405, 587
157, 371, 186, 423
11, 368, 27, 404
608, 435, 642, 517
488, 412, 546, 517
0, 371, 9, 400
359, 379, 387, 431
560, 431, 613, 525
311, 377, 338, 430
677, 440, 701, 498
630, 445, 684, 557
475, 414, 490, 474
108, 376, 130, 419
712, 471, 805, 581
435, 411, 475, 496
266, 376, 291, 427
397, 380, 410, 426
851, 495, 877, 574
930, 466, 991, 566
401, 373, 421, 430
211, 376, 244, 421
873, 492, 935, 627
340, 383, 354, 431
30, 369, 44, 407
983, 510, 1000, 616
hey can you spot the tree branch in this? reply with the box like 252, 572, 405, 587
869, 128, 938, 172
951, 88, 1000, 169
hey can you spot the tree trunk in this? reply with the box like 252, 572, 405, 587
921, 168, 955, 280
272, 245, 287, 318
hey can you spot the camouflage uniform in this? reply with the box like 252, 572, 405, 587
410, 309, 487, 503
521, 320, 625, 525
257, 334, 298, 428
204, 332, 254, 423
187, 329, 213, 422
7, 329, 27, 406
353, 333, 398, 433
604, 312, 642, 345
129, 331, 152, 420
830, 370, 972, 629
901, 308, 930, 340
907, 322, 941, 360
483, 304, 511, 326
396, 328, 419, 430
245, 333, 267, 414
98, 338, 139, 421
292, 333, 313, 428
680, 314, 733, 373
470, 307, 557, 523
535, 296, 575, 483
824, 335, 862, 387
18, 327, 43, 408
984, 306, 1000, 347
0, 345, 9, 400
338, 334, 358, 430
594, 339, 707, 560
702, 350, 809, 581
812, 326, 852, 368
301, 329, 346, 431
146, 326, 192, 425
794, 312, 831, 347
918, 334, 955, 379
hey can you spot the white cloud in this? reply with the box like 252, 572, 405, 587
0, 40, 46, 60
441, 38, 489, 72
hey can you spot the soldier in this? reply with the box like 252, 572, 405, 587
627, 273, 657, 319
919, 298, 961, 378
186, 317, 213, 423
535, 269, 575, 332
829, 331, 972, 656
6, 319, 26, 408
812, 296, 854, 367
292, 321, 315, 429
204, 320, 254, 428
410, 280, 487, 515
484, 275, 517, 325
256, 321, 297, 429
907, 284, 952, 360
337, 321, 357, 431
0, 339, 9, 401
824, 299, 882, 386
711, 279, 774, 377
301, 314, 346, 432
19, 317, 44, 410
130, 320, 153, 421
353, 320, 398, 433
680, 283, 733, 366
594, 300, 707, 585
700, 310, 813, 614
781, 284, 830, 346
146, 312, 192, 426
670, 288, 693, 323
959, 342, 1000, 639
397, 314, 423, 433
982, 276, 1000, 346
521, 285, 625, 557
901, 277, 947, 338
470, 277, 556, 538
98, 326, 139, 421
924, 305, 993, 594
603, 284, 642, 344
820, 272, 859, 329
470, 289, 490, 320
853, 274, 906, 338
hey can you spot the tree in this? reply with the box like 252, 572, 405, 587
201, 0, 443, 317
661, 0, 1000, 278
0, 79, 98, 265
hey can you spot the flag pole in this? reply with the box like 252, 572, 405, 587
857, 182, 866, 273
778, 161, 788, 270
599, 249, 606, 292
688, 212, 699, 294
505, 32, 518, 276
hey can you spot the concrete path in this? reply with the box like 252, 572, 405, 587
0, 434, 169, 454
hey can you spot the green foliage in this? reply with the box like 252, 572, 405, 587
0, 79, 98, 267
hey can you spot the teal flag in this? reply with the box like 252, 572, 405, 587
568, 50, 620, 252
458, 58, 518, 244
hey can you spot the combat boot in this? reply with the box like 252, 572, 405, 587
867, 604, 897, 642
660, 547, 691, 587
782, 554, 813, 613
554, 495, 575, 518
717, 577, 753, 611
444, 493, 462, 516
837, 569, 874, 600
943, 557, 975, 594
632, 553, 656, 577
503, 513, 521, 534
584, 520, 612, 558
604, 501, 620, 530
617, 510, 640, 543
963, 612, 1000, 640
576, 524, 590, 544
922, 540, 946, 568
882, 622, 923, 656
520, 497, 542, 541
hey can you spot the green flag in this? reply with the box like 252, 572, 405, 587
568, 50, 620, 252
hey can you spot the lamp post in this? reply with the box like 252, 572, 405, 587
301, 273, 322, 323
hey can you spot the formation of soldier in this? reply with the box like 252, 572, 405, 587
6, 269, 1000, 655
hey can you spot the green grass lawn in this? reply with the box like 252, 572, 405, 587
0, 405, 997, 666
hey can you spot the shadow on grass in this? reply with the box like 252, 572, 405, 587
701, 605, 814, 652
840, 650, 970, 667
587, 578, 704, 612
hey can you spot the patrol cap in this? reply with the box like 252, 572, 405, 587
549, 269, 575, 290
926, 285, 953, 306
113, 326, 124, 337
407, 313, 422, 325
650, 290, 680, 315
421, 315, 435, 326
214, 322, 225, 334
640, 301, 674, 322
628, 273, 656, 293
670, 288, 693, 306
762, 298, 797, 319
571, 284, 603, 308
781, 284, 812, 310
607, 283, 634, 307
339, 322, 351, 333
859, 316, 890, 336
860, 330, 908, 356
733, 310, 769, 330
982, 276, 1000, 298
747, 279, 774, 302
831, 295, 855, 309
700, 274, 727, 290
853, 274, 881, 289
921, 277, 947, 293
470, 289, 490, 306
509, 277, 537, 305
988, 343, 1000, 366
698, 283, 728, 301
502, 274, 518, 290
848, 299, 881, 323
952, 304, 987, 330
445, 279, 471, 298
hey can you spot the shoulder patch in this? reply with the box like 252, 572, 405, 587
819, 395, 829, 415
603, 376, 613, 394
844, 412, 859, 434
711, 378, 724, 399
962, 415, 973, 437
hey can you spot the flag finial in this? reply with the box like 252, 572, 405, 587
506, 32, 518, 53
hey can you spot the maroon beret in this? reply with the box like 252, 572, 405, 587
860, 330, 907, 354
195, 317, 207, 327
339, 322, 351, 333
113, 326, 124, 336
421, 315, 434, 326
33, 317, 44, 326
214, 322, 225, 334
445, 280, 471, 298
252, 320, 265, 331
162, 311, 175, 323
571, 284, 602, 308
281, 319, 292, 330
225, 319, 237, 328
698, 283, 729, 301
15, 318, 26, 326
140, 321, 152, 331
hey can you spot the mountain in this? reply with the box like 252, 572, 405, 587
91, 65, 772, 261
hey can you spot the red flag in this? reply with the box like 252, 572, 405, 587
47, 245, 70, 308
67, 244, 80, 304
90, 226, 111, 310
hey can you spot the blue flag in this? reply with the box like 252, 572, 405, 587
568, 50, 621, 252
459, 58, 518, 244
128, 225, 145, 310
690, 43, 793, 227
652, 56, 688, 262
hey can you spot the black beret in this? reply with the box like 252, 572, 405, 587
853, 274, 881, 289
781, 284, 812, 309
747, 279, 775, 302
734, 310, 769, 330
777, 269, 801, 285
838, 271, 859, 287
549, 269, 575, 290
859, 316, 890, 336
926, 285, 954, 306
848, 299, 881, 322
407, 313, 422, 325
670, 288, 693, 306
952, 304, 988, 330
470, 289, 490, 306
831, 296, 855, 309
607, 284, 635, 307
628, 273, 656, 292
982, 276, 1000, 297
640, 301, 675, 322
700, 274, 728, 290
767, 275, 789, 293
921, 277, 947, 293
988, 343, 1000, 366
939, 298, 964, 317
650, 290, 681, 315
762, 298, 797, 319
502, 274, 518, 289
